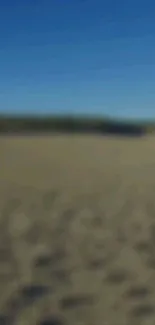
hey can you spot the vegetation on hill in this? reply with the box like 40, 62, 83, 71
0, 114, 153, 136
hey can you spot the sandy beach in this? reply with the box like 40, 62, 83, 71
0, 134, 155, 325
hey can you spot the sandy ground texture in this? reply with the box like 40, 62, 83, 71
1, 135, 155, 325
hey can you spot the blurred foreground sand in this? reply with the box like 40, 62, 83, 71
0, 135, 155, 325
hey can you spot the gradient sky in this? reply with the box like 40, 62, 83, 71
0, 0, 155, 119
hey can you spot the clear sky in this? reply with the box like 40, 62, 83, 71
0, 0, 155, 119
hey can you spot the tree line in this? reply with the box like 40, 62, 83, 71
0, 115, 152, 137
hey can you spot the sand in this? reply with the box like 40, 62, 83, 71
0, 134, 155, 325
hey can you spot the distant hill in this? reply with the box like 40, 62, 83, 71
0, 114, 154, 137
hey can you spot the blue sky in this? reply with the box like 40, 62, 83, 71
0, 0, 155, 119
